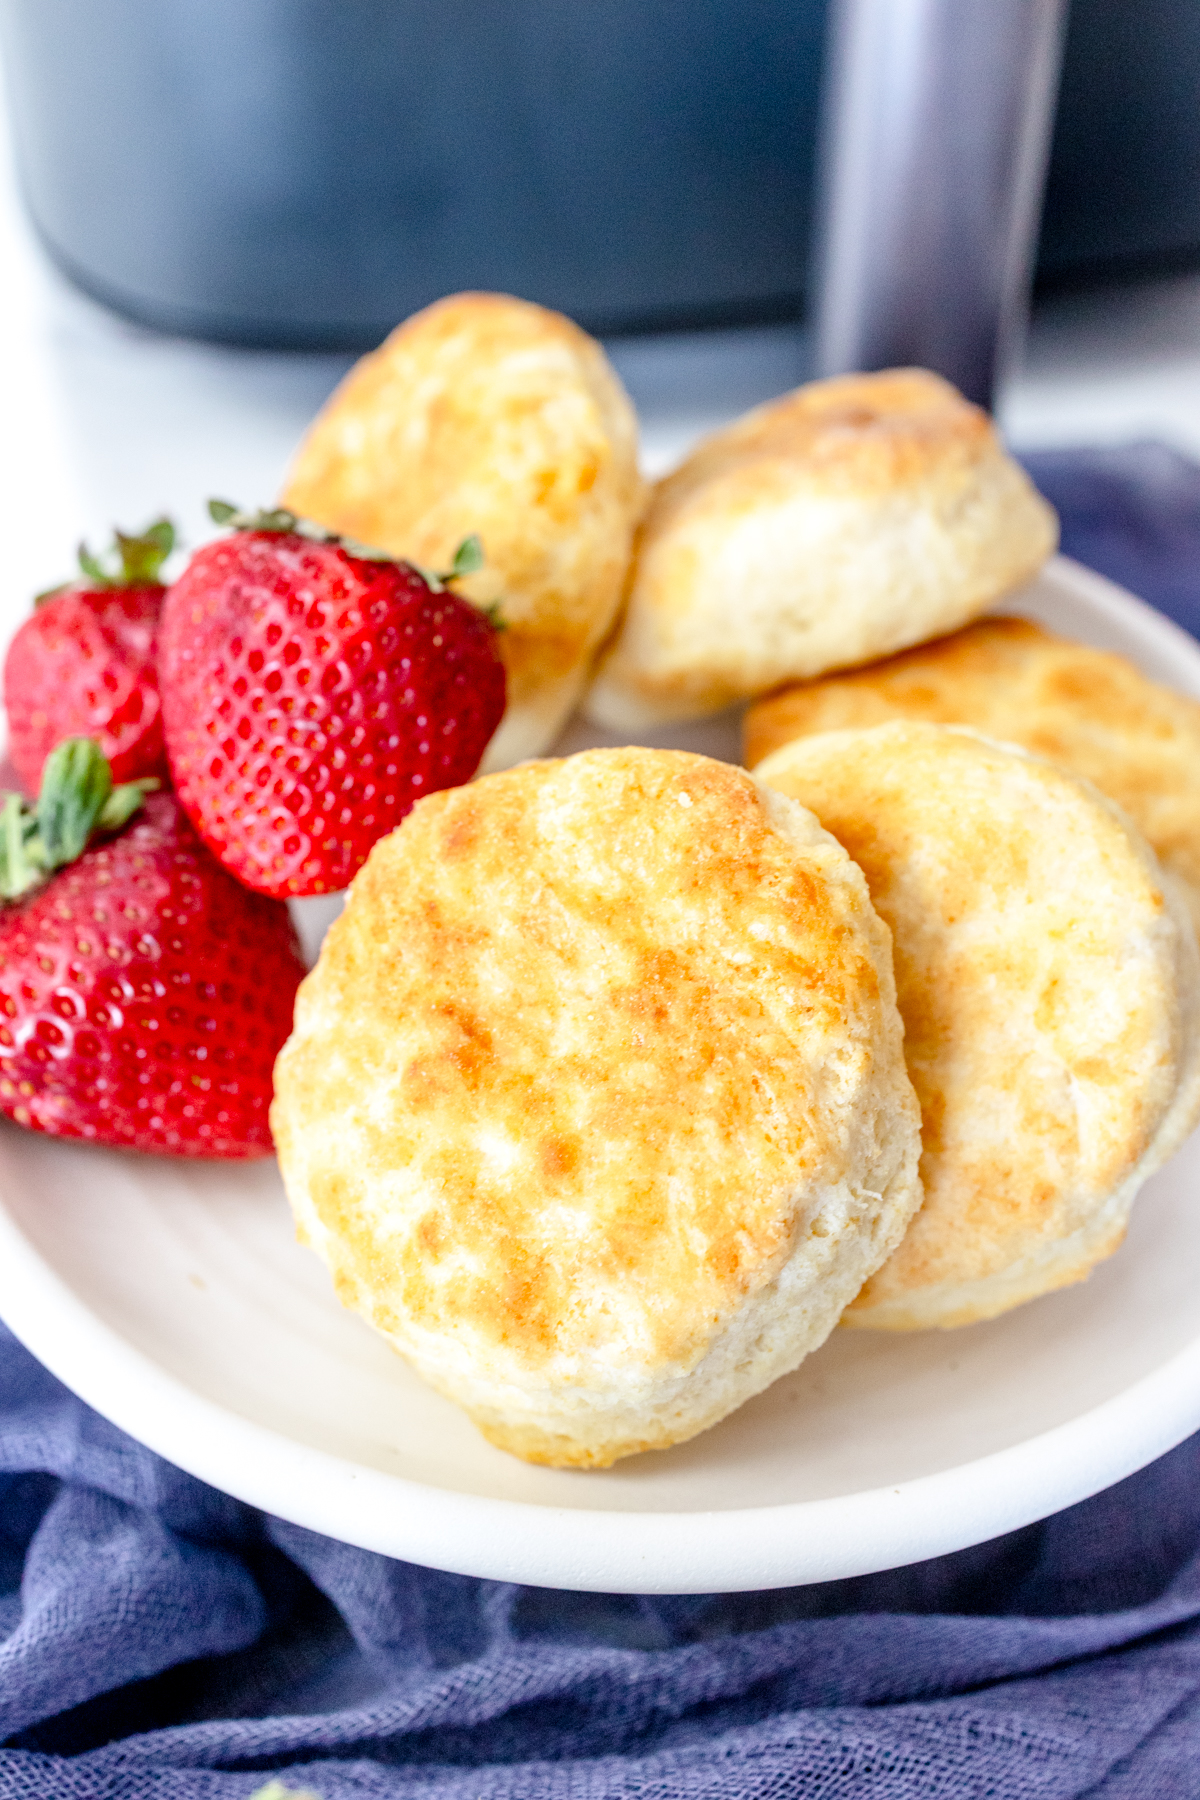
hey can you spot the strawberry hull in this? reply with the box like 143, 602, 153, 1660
0, 793, 306, 1158
158, 532, 507, 898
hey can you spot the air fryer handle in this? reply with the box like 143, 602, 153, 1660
810, 0, 1068, 411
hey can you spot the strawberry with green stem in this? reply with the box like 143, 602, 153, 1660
4, 518, 175, 793
0, 737, 305, 1157
158, 503, 506, 898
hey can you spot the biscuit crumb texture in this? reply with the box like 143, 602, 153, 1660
587, 368, 1057, 727
282, 292, 646, 771
271, 747, 921, 1466
745, 614, 1200, 936
757, 722, 1200, 1329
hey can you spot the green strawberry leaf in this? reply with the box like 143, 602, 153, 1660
34, 517, 177, 608
0, 794, 43, 901
209, 500, 303, 535
114, 516, 175, 583
0, 739, 158, 903
76, 543, 111, 587
446, 533, 484, 580
97, 777, 160, 833
209, 498, 389, 560
37, 737, 114, 867
415, 534, 487, 593
206, 505, 492, 601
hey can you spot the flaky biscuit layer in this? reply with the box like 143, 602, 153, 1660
756, 722, 1200, 1329
587, 369, 1057, 727
746, 614, 1200, 935
272, 747, 921, 1464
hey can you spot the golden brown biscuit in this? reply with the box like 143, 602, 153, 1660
756, 722, 1200, 1330
744, 616, 1200, 934
586, 368, 1057, 729
272, 747, 922, 1466
283, 292, 645, 770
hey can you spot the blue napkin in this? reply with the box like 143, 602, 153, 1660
1020, 442, 1200, 643
3, 441, 1200, 1797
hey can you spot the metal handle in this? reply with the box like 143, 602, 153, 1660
810, 0, 1068, 411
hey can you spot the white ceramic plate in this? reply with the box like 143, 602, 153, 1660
1, 554, 1199, 1595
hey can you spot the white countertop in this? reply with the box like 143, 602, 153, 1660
4, 103, 1200, 641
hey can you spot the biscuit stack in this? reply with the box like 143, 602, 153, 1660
272, 295, 1200, 1468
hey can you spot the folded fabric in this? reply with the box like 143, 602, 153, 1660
1, 442, 1200, 1798
1, 1319, 1199, 1798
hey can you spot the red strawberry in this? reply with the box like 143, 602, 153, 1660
0, 739, 305, 1158
158, 504, 506, 899
4, 519, 176, 795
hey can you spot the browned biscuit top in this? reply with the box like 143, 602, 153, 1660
271, 747, 902, 1376
658, 368, 996, 517
745, 615, 1200, 918
281, 291, 644, 758
755, 722, 1189, 1324
586, 369, 1056, 727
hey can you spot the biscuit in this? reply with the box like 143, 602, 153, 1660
755, 722, 1200, 1330
282, 292, 646, 770
586, 368, 1057, 729
745, 615, 1200, 935
271, 747, 922, 1466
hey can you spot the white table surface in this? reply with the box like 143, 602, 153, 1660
4, 91, 1200, 641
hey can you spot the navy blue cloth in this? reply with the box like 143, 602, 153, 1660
1021, 441, 1200, 641
3, 441, 1200, 1796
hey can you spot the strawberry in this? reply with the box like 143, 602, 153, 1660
0, 738, 305, 1158
158, 504, 506, 899
4, 518, 175, 795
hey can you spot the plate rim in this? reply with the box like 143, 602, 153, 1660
2, 1161, 1199, 1594
2, 552, 1199, 1594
